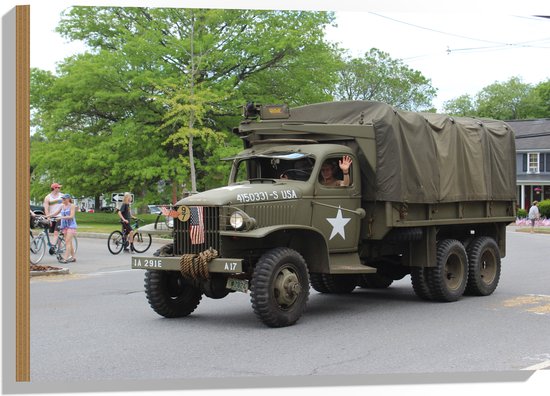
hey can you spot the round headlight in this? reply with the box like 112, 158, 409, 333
230, 211, 245, 230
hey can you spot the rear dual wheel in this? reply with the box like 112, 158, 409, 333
132, 232, 152, 253
411, 237, 501, 301
107, 231, 124, 254
359, 273, 393, 289
465, 237, 501, 296
412, 239, 468, 302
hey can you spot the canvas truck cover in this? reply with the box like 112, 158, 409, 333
248, 101, 517, 204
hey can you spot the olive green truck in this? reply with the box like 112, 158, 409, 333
132, 101, 517, 327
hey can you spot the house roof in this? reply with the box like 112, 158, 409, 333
507, 119, 550, 151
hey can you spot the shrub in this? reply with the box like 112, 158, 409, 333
537, 199, 550, 218
517, 208, 527, 218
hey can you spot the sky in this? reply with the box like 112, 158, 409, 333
25, 0, 550, 112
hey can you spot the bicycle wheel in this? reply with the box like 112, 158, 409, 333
56, 235, 66, 262
108, 230, 124, 254
132, 232, 152, 253
56, 235, 78, 262
30, 233, 46, 264
72, 236, 79, 254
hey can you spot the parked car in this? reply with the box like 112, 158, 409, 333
30, 204, 44, 215
148, 205, 162, 214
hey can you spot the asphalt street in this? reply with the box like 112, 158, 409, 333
29, 229, 550, 386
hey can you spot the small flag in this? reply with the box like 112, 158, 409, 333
189, 206, 205, 245
160, 206, 179, 218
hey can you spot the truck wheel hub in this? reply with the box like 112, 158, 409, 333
274, 267, 301, 307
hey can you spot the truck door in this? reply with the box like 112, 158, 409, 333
311, 155, 362, 252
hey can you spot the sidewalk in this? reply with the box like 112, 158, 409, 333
30, 232, 171, 277
509, 226, 550, 234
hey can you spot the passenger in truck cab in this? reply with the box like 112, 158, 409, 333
319, 155, 352, 187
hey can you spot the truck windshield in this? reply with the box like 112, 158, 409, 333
232, 154, 315, 182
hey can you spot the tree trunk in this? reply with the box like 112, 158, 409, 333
171, 180, 178, 204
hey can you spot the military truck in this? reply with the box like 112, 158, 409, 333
132, 101, 516, 327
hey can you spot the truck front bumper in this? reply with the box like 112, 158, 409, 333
131, 256, 243, 274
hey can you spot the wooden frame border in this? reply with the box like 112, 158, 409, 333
16, 4, 30, 382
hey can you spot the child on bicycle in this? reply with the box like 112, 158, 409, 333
117, 192, 136, 252
47, 193, 78, 263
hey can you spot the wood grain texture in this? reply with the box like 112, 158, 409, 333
16, 4, 30, 382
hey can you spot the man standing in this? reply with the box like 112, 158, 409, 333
43, 182, 63, 243
528, 201, 540, 233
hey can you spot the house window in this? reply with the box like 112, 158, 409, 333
528, 153, 539, 173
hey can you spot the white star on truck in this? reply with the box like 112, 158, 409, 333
326, 207, 351, 240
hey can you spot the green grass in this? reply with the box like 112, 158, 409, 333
515, 227, 550, 234
75, 212, 161, 233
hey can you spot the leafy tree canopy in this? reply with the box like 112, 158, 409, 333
333, 48, 437, 111
443, 76, 550, 120
31, 6, 339, 207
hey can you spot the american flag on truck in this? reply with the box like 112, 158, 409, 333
189, 206, 205, 245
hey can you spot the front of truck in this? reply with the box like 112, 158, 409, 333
131, 138, 338, 319
131, 103, 358, 327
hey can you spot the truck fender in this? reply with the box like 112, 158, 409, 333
221, 225, 330, 273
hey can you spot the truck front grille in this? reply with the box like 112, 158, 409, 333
174, 206, 220, 255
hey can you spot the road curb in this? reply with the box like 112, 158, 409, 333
30, 267, 70, 277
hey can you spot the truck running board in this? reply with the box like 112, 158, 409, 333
328, 253, 377, 274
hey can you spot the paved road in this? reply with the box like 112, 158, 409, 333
30, 230, 550, 385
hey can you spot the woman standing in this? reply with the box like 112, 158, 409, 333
48, 193, 77, 263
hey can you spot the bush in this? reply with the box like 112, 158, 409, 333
517, 208, 527, 218
538, 199, 550, 218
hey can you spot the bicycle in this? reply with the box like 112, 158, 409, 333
30, 216, 79, 264
107, 218, 152, 254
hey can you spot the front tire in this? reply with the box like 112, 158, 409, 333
144, 270, 202, 318
30, 234, 45, 264
465, 237, 501, 296
132, 232, 152, 253
250, 248, 310, 327
425, 239, 468, 302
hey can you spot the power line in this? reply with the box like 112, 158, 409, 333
368, 12, 508, 45
368, 12, 550, 59
370, 12, 550, 50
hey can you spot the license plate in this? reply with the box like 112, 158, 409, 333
226, 278, 249, 293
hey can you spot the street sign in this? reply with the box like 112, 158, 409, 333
111, 193, 134, 203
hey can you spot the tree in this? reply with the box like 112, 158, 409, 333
476, 76, 540, 120
443, 94, 477, 116
443, 77, 550, 120
531, 79, 550, 117
31, 6, 338, 202
333, 48, 437, 111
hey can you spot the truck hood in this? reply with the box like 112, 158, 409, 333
177, 182, 304, 206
